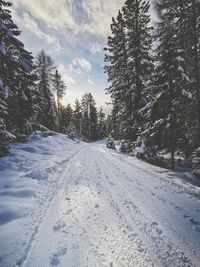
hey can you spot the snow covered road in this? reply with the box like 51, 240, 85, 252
0, 134, 200, 266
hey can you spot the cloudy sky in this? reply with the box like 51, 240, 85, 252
11, 0, 128, 113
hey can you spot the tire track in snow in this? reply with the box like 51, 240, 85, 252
16, 145, 88, 267
100, 148, 200, 234
105, 148, 200, 201
93, 147, 198, 266
59, 148, 152, 266
54, 149, 105, 266
99, 150, 200, 259
88, 150, 156, 267
23, 147, 103, 267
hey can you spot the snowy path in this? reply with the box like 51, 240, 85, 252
18, 143, 200, 267
0, 135, 200, 267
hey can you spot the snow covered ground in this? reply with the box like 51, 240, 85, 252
0, 133, 200, 267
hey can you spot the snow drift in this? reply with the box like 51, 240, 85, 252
0, 132, 85, 267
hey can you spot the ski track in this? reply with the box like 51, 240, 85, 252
13, 142, 200, 267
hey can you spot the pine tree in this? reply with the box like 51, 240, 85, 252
81, 93, 98, 141
88, 93, 98, 141
0, 0, 34, 154
121, 0, 153, 140
33, 50, 57, 131
0, 86, 11, 155
105, 0, 153, 141
105, 114, 113, 137
184, 0, 200, 148
81, 94, 89, 141
97, 107, 106, 139
73, 99, 82, 137
145, 0, 191, 169
11, 47, 35, 140
60, 103, 73, 133
104, 11, 130, 140
53, 69, 66, 131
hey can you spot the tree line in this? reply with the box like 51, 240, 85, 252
0, 0, 107, 156
104, 0, 200, 169
58, 95, 107, 142
32, 50, 107, 142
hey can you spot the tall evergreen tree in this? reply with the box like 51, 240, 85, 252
144, 0, 191, 168
0, 0, 34, 154
53, 69, 66, 131
104, 11, 130, 139
105, 0, 153, 141
60, 103, 73, 133
105, 114, 113, 137
33, 50, 57, 130
97, 107, 107, 139
81, 93, 98, 141
122, 0, 153, 140
73, 99, 82, 137
184, 0, 200, 147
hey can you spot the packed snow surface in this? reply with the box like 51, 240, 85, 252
0, 133, 200, 267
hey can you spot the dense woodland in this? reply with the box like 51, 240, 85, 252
105, 0, 200, 169
0, 0, 107, 156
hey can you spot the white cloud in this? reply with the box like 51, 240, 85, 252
90, 42, 102, 54
13, 11, 62, 51
12, 0, 77, 31
66, 76, 76, 85
12, 0, 124, 37
72, 58, 92, 72
88, 78, 94, 85
81, 0, 124, 36
57, 64, 76, 85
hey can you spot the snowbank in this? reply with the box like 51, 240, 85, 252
0, 132, 85, 267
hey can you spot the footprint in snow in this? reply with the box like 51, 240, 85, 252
156, 228, 163, 235
184, 215, 200, 232
53, 220, 66, 232
151, 221, 158, 227
50, 246, 67, 266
